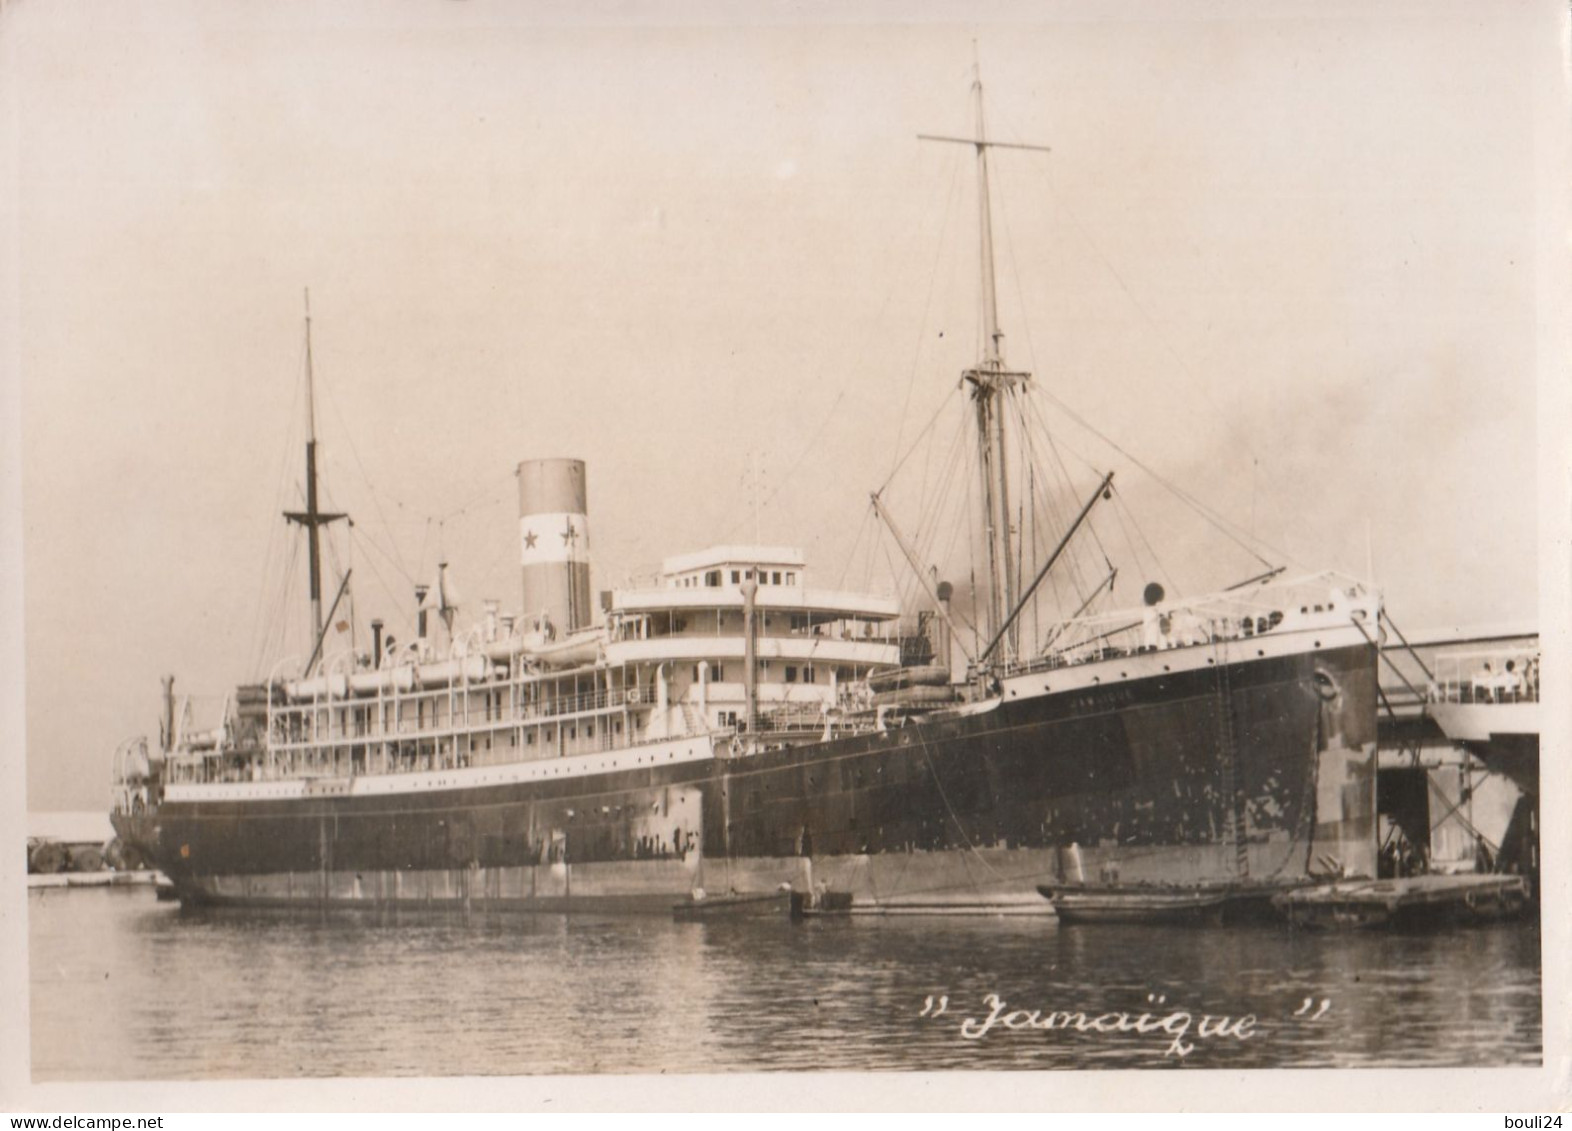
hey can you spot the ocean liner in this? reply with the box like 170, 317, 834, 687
110, 75, 1381, 914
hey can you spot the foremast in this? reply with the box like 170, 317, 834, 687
920, 66, 1050, 669
282, 289, 347, 673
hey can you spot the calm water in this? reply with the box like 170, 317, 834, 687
29, 887, 1540, 1078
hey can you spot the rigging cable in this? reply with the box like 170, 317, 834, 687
988, 103, 1290, 574
1104, 487, 1172, 598
710, 389, 849, 548
1012, 388, 1099, 606
880, 384, 968, 493
985, 147, 1111, 618
833, 503, 876, 594
992, 159, 1120, 613
258, 538, 303, 674
998, 102, 1265, 471
1035, 385, 1287, 572
888, 145, 968, 482
316, 359, 414, 583
992, 148, 1095, 592
349, 527, 415, 641
247, 346, 308, 676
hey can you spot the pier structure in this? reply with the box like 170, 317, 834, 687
1373, 623, 1538, 887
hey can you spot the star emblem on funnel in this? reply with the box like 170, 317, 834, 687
523, 530, 538, 549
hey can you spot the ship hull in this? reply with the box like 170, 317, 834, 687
113, 640, 1378, 914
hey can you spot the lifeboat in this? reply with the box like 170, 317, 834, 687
865, 664, 951, 693
292, 654, 493, 700
870, 683, 958, 708
524, 629, 603, 668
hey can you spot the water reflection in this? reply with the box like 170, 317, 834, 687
29, 888, 1540, 1079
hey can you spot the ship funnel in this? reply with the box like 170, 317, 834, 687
518, 458, 591, 633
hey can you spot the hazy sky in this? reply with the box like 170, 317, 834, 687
6, 0, 1565, 812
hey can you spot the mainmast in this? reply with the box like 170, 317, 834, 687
283, 288, 347, 670
920, 62, 1049, 668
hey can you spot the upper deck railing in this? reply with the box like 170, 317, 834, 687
1427, 648, 1540, 705
999, 572, 1378, 678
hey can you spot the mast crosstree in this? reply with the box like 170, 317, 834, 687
282, 288, 348, 671
919, 63, 1051, 667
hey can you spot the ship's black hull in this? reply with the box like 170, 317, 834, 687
114, 641, 1378, 913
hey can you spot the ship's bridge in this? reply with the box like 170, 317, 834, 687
659, 544, 809, 591
604, 544, 901, 669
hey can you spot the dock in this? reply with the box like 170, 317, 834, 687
1272, 873, 1530, 930
27, 869, 163, 890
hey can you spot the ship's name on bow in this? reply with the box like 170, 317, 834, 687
1062, 687, 1138, 715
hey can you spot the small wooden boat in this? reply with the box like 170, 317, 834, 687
1038, 882, 1233, 924
671, 890, 790, 921
789, 889, 855, 919
1037, 880, 1303, 925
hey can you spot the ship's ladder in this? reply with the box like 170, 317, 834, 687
1211, 639, 1249, 880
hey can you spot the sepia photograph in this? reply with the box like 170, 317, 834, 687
4, 0, 1567, 1112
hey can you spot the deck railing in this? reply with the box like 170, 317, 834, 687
1001, 572, 1376, 678
1427, 649, 1540, 705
